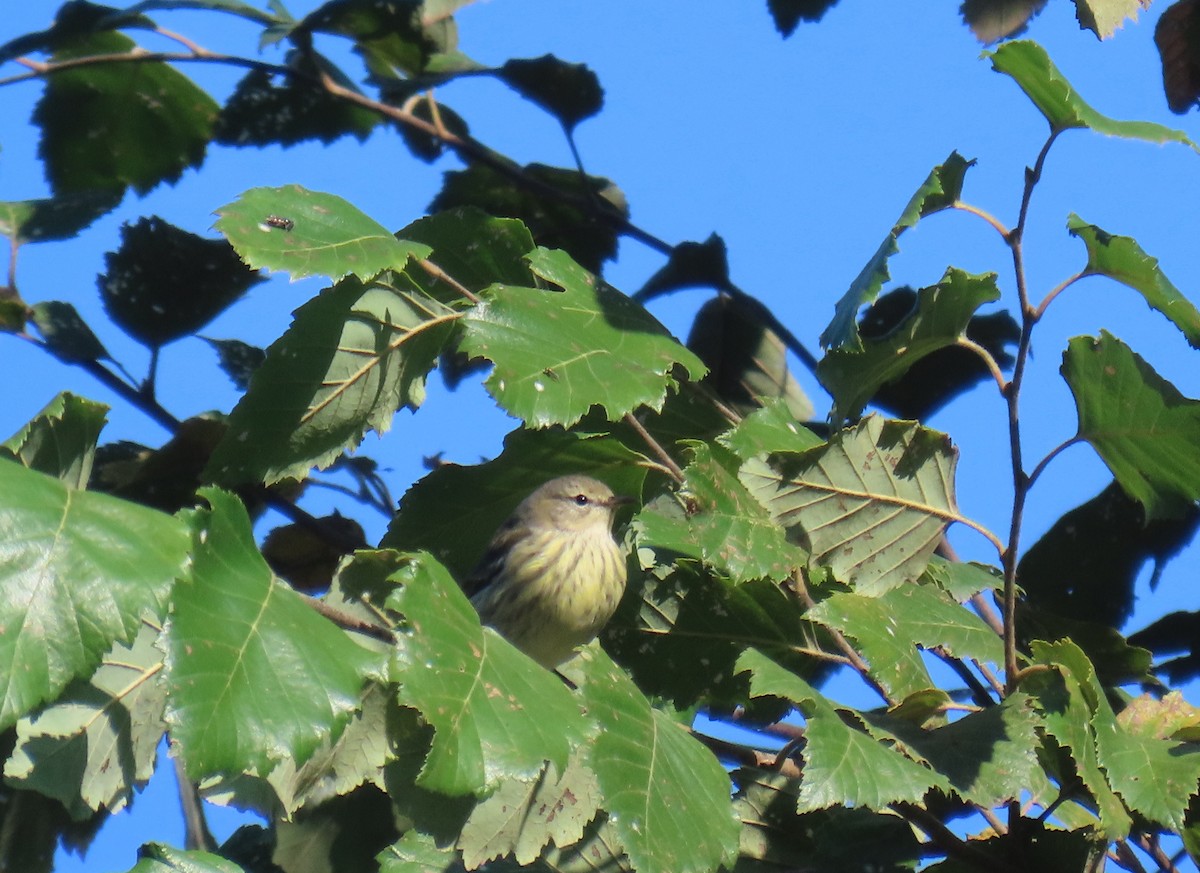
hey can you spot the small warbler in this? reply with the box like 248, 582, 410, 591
466, 475, 630, 668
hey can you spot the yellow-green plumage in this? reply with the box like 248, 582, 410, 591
467, 475, 628, 668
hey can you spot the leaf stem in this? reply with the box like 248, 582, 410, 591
956, 336, 1008, 395
1024, 436, 1082, 492
1032, 270, 1087, 320
953, 201, 1011, 240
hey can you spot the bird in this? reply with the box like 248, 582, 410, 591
465, 475, 630, 668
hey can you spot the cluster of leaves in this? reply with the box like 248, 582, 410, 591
2, 3, 1200, 873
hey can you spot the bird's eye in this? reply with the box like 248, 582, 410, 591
573, 494, 590, 506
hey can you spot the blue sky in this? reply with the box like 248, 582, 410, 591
2, 1, 1199, 870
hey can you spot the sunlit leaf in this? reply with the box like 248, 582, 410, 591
460, 247, 706, 428
386, 552, 590, 796
1074, 0, 1148, 39
166, 489, 379, 778
567, 647, 739, 873
126, 845, 246, 873
1062, 332, 1200, 520
740, 416, 963, 595
818, 269, 1001, 423
1067, 214, 1200, 349
205, 274, 456, 485
988, 40, 1199, 150
0, 459, 187, 732
821, 152, 974, 351
459, 756, 600, 867
1, 391, 107, 488
737, 649, 949, 809
214, 185, 431, 282
5, 624, 165, 819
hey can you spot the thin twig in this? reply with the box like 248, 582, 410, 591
416, 258, 481, 304
892, 803, 1014, 873
304, 596, 395, 643
173, 757, 216, 851
624, 413, 685, 482
1001, 128, 1061, 694
690, 729, 802, 779
929, 646, 996, 708
792, 571, 894, 706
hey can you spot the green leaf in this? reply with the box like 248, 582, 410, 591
379, 830, 464, 872
733, 769, 920, 872
717, 398, 824, 461
922, 555, 1002, 600
687, 292, 813, 421
874, 694, 1041, 807
460, 247, 706, 428
1062, 331, 1200, 520
431, 163, 627, 272
808, 583, 1002, 700
1067, 214, 1200, 349
34, 31, 218, 195
204, 275, 456, 485
166, 488, 379, 778
5, 623, 165, 819
458, 756, 600, 867
497, 55, 604, 131
0, 457, 188, 731
1, 391, 108, 487
100, 217, 265, 348
863, 289, 1019, 421
820, 152, 974, 351
214, 185, 431, 282
0, 190, 122, 243
567, 647, 739, 873
126, 845, 247, 873
30, 301, 111, 364
398, 207, 535, 302
640, 441, 801, 583
1031, 639, 1200, 834
1074, 0, 1147, 39
740, 416, 963, 595
260, 680, 395, 814
385, 552, 590, 796
736, 649, 948, 809
988, 40, 1200, 150
818, 269, 1001, 423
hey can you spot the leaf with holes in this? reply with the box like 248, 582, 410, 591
740, 416, 963, 595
